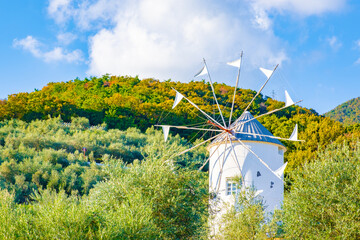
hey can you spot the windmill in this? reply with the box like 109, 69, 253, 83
155, 52, 303, 232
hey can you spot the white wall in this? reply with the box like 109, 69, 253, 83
209, 140, 285, 212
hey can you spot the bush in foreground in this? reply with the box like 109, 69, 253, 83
283, 142, 360, 239
0, 155, 208, 239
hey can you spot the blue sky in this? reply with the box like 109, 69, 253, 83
0, 0, 359, 114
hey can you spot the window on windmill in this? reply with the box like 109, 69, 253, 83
270, 181, 274, 188
278, 147, 284, 155
257, 171, 261, 177
226, 181, 239, 195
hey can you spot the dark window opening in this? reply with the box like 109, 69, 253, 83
257, 171, 261, 177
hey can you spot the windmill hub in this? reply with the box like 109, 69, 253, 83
207, 120, 233, 134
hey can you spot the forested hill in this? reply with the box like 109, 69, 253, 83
0, 75, 313, 136
0, 75, 359, 171
325, 97, 360, 125
0, 76, 358, 239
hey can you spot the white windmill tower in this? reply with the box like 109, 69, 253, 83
156, 53, 303, 232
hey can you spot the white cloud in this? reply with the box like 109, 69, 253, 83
252, 7, 272, 30
326, 36, 342, 50
57, 32, 77, 45
251, 0, 346, 15
44, 0, 347, 81
48, 0, 72, 24
250, 0, 347, 29
13, 35, 83, 63
43, 47, 83, 62
13, 36, 42, 57
82, 0, 287, 81
47, 0, 122, 29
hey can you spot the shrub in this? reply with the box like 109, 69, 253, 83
283, 142, 360, 239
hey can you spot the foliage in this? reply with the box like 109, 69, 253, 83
0, 131, 208, 239
0, 75, 359, 238
87, 156, 208, 239
1, 75, 358, 170
283, 142, 360, 239
216, 187, 284, 240
259, 113, 359, 172
325, 97, 360, 125
217, 188, 266, 240
0, 116, 207, 203
0, 75, 313, 141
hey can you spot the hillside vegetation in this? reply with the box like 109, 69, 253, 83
0, 75, 358, 171
0, 116, 207, 204
325, 97, 360, 125
0, 75, 359, 238
0, 121, 209, 239
0, 75, 313, 131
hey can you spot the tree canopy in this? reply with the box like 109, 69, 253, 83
283, 142, 360, 239
0, 75, 359, 239
325, 97, 360, 125
0, 75, 358, 171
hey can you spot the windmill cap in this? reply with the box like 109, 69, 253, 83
210, 111, 285, 148
232, 111, 285, 146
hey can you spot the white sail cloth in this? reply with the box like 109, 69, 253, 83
289, 124, 298, 141
259, 67, 274, 79
172, 91, 184, 109
162, 125, 170, 142
227, 58, 241, 68
285, 90, 294, 107
274, 162, 288, 178
194, 65, 208, 77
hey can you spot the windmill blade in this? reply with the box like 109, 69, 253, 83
234, 124, 304, 142
259, 67, 274, 79
199, 138, 224, 171
285, 90, 294, 107
289, 124, 298, 140
155, 125, 222, 133
171, 88, 224, 128
194, 65, 208, 77
232, 135, 283, 182
232, 100, 303, 129
274, 162, 288, 179
228, 52, 243, 127
209, 134, 237, 192
213, 132, 248, 193
172, 91, 184, 109
288, 124, 304, 142
174, 132, 225, 157
162, 125, 170, 142
215, 134, 230, 193
227, 57, 241, 68
202, 59, 227, 127
209, 137, 229, 191
234, 131, 287, 141
233, 64, 279, 126
209, 135, 229, 191
255, 189, 263, 197
228, 133, 245, 185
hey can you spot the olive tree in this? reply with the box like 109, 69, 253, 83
283, 143, 360, 239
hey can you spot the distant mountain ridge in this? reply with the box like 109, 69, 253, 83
325, 97, 360, 125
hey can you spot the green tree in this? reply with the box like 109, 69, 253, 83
216, 186, 284, 240
283, 142, 360, 239
217, 188, 266, 240
88, 154, 208, 239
